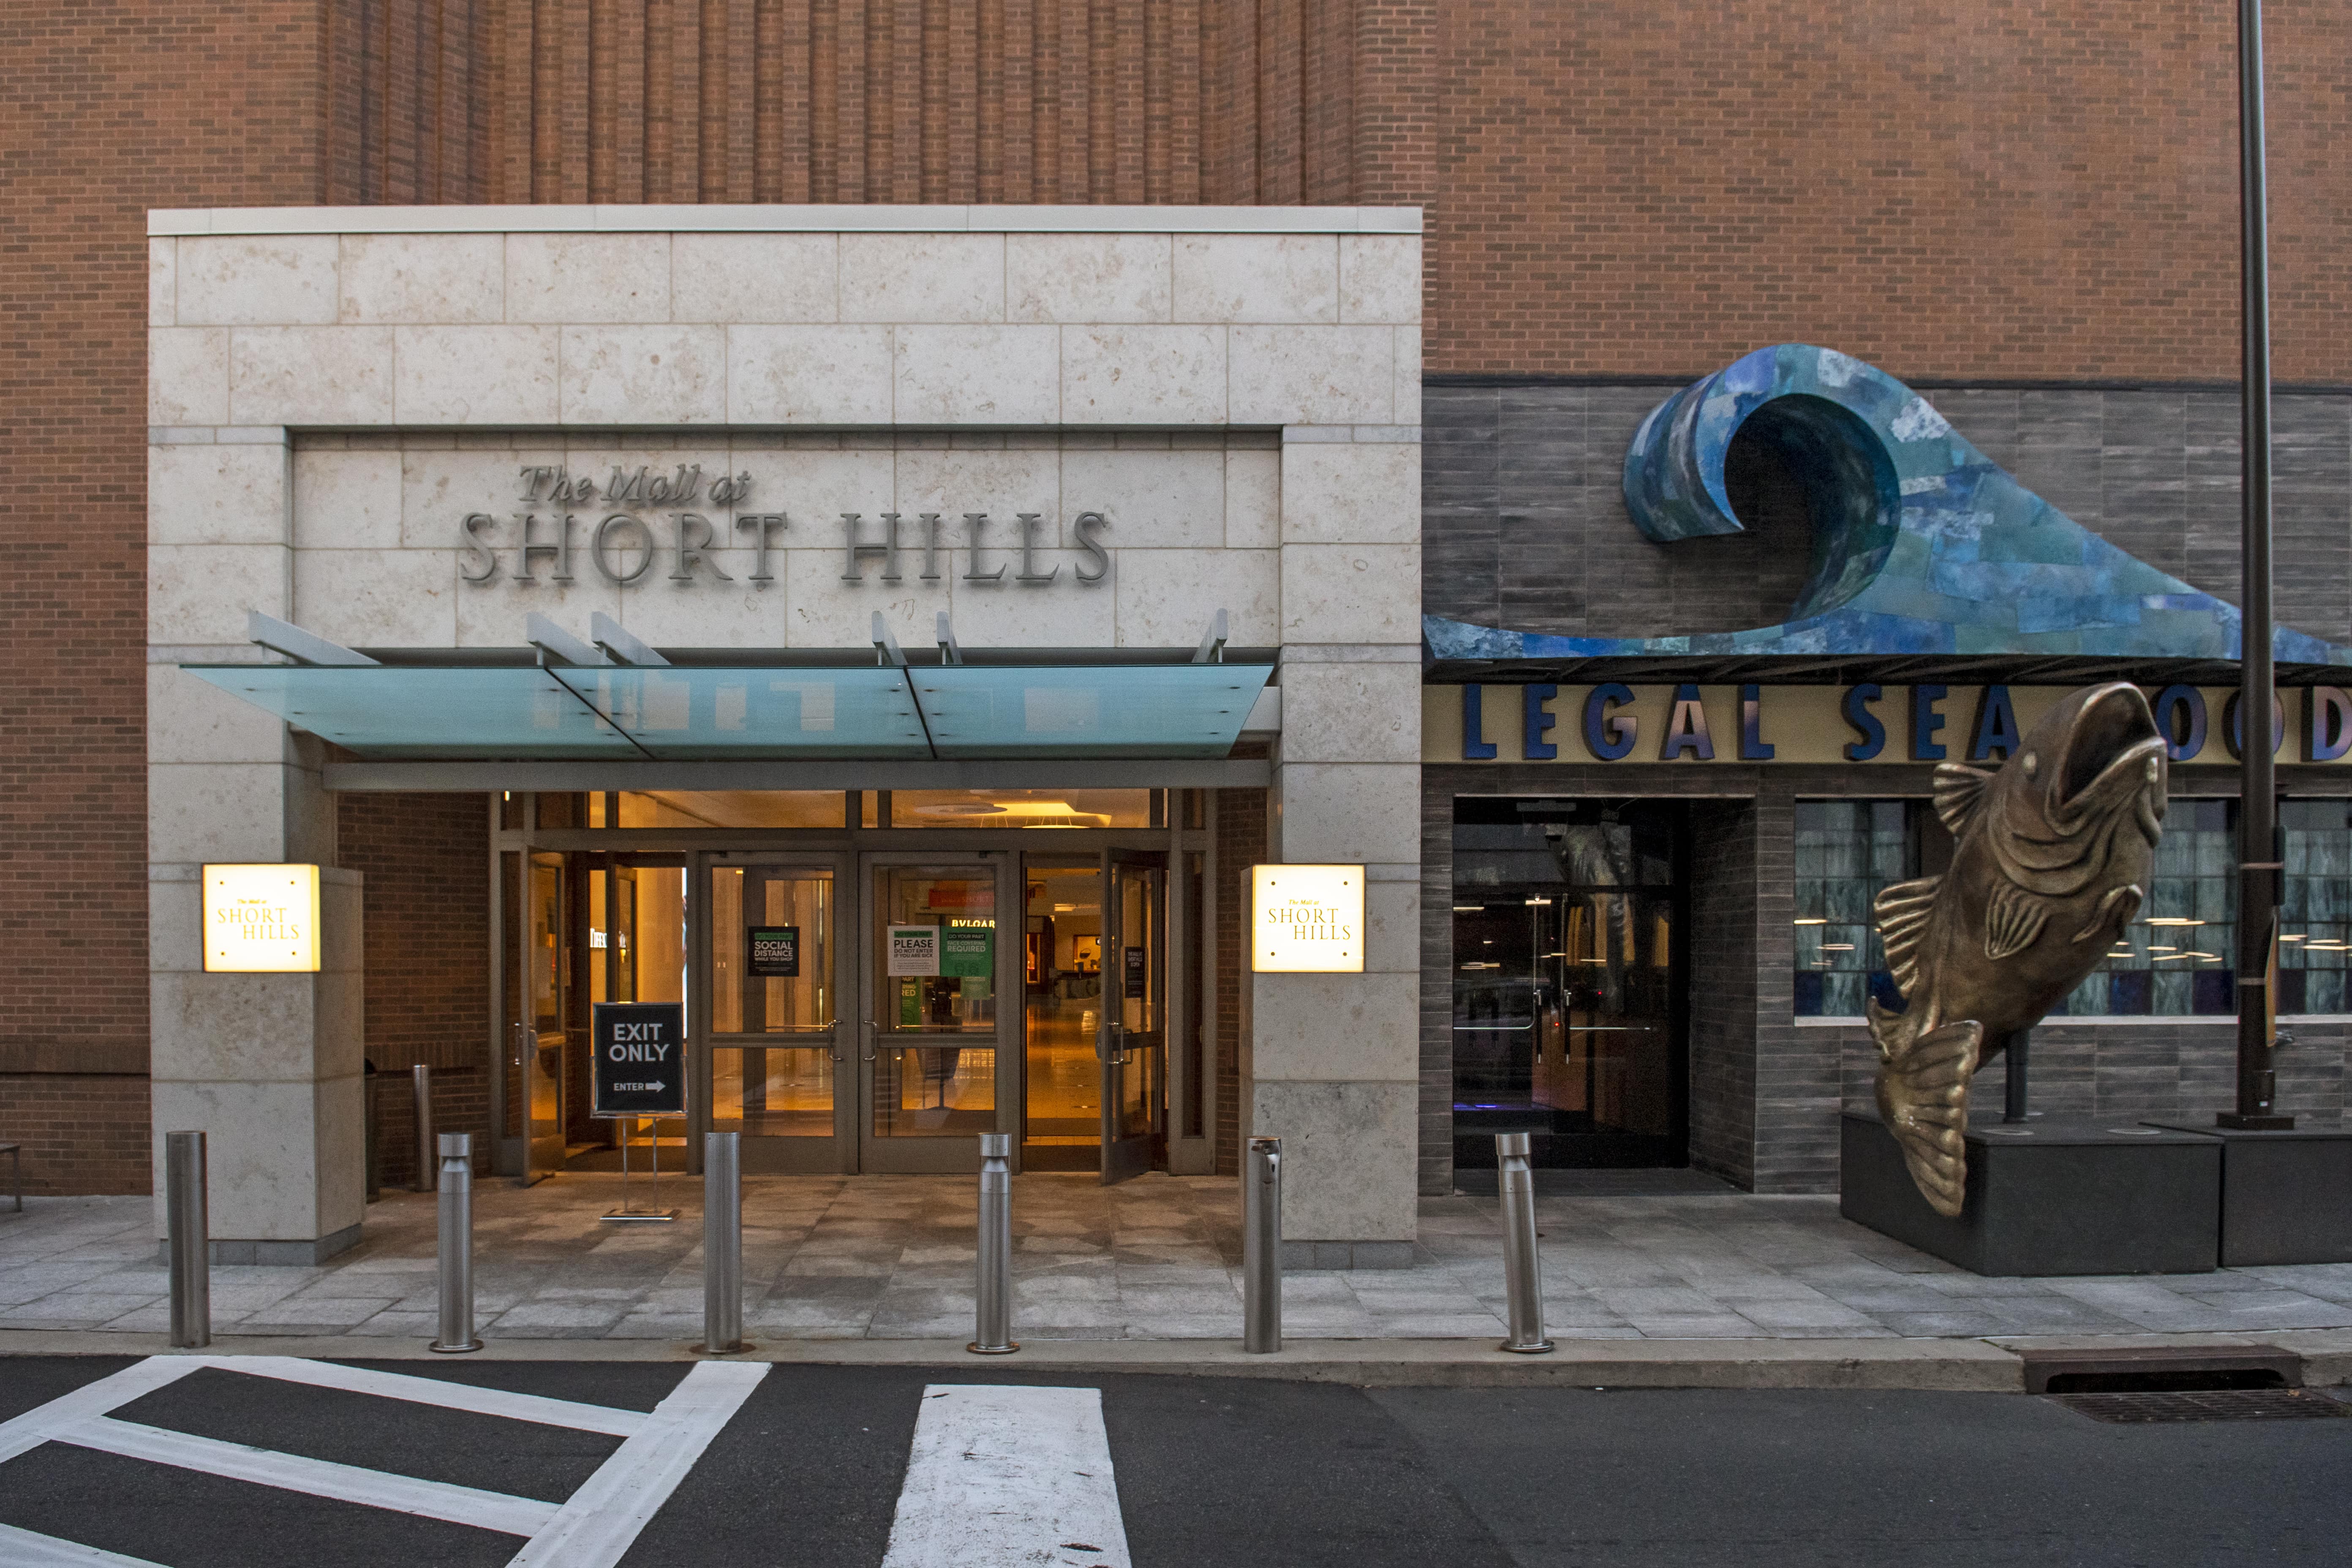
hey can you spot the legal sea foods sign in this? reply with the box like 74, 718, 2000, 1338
452, 463, 1109, 588
1425, 683, 2352, 766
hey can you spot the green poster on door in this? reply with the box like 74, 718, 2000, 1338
898, 976, 921, 1026
940, 925, 993, 979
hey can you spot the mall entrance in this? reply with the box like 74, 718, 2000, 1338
494, 790, 1205, 1184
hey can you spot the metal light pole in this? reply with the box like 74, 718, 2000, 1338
2227, 0, 2294, 1131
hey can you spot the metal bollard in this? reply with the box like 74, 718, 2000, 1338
969, 1132, 1018, 1355
430, 1132, 482, 1353
412, 1064, 437, 1193
1496, 1132, 1554, 1354
703, 1132, 744, 1353
1242, 1136, 1282, 1353
165, 1131, 210, 1350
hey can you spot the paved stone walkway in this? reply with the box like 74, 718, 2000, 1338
4, 1174, 2352, 1342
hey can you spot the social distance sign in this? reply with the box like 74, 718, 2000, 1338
1424, 683, 2352, 766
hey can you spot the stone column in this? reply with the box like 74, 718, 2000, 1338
1254, 426, 1423, 1267
147, 423, 365, 1263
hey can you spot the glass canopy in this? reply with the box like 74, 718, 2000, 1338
182, 662, 1272, 760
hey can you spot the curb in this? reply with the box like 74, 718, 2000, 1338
5, 1329, 2343, 1391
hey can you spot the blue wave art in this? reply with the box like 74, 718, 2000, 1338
1424, 343, 2352, 668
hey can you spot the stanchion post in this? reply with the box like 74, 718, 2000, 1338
412, 1064, 436, 1193
1496, 1132, 1554, 1354
969, 1132, 1018, 1355
1243, 1135, 1282, 1353
430, 1132, 482, 1353
703, 1131, 744, 1353
165, 1131, 210, 1350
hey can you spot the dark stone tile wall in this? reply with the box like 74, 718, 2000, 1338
1685, 800, 1757, 1188
1425, 383, 2352, 646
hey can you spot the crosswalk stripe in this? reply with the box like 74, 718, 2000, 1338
882, 1385, 1132, 1568
60, 1416, 558, 1538
504, 1359, 768, 1568
207, 1356, 649, 1437
0, 1358, 204, 1466
0, 1521, 169, 1567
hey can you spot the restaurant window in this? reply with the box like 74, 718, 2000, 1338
1792, 801, 1914, 1018
1798, 798, 2316, 1019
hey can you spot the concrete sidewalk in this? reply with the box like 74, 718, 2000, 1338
4, 1172, 2351, 1348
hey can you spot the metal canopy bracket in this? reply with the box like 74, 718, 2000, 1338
590, 611, 670, 668
872, 612, 907, 668
525, 612, 609, 667
1194, 609, 1229, 664
247, 610, 378, 667
937, 611, 964, 665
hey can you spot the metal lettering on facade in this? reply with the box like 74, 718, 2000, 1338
455, 464, 1111, 588
1429, 683, 2345, 768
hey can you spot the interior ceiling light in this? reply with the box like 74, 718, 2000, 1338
1525, 897, 1553, 906
2143, 917, 2204, 927
1454, 905, 1485, 912
914, 798, 1110, 828
2280, 933, 2308, 942
1793, 917, 1827, 926
1820, 943, 1856, 951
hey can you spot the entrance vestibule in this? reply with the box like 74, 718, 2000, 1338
491, 789, 1206, 1185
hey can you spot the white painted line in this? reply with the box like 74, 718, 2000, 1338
209, 1356, 648, 1438
882, 1385, 1132, 1568
61, 1417, 557, 1538
0, 1358, 206, 1465
505, 1360, 768, 1568
0, 1522, 169, 1567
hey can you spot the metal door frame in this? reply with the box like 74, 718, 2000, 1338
1101, 848, 1170, 1184
855, 849, 1021, 1174
694, 849, 854, 1174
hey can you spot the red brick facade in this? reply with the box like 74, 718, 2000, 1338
8, 1, 2349, 1189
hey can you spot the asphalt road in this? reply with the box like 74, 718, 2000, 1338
0, 1356, 2347, 1567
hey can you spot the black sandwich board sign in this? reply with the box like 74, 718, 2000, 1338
591, 1002, 687, 1118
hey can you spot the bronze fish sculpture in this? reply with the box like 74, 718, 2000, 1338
1869, 683, 2170, 1215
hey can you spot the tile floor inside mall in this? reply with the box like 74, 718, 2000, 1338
5, 1174, 2352, 1342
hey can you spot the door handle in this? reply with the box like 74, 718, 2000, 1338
861, 1020, 877, 1062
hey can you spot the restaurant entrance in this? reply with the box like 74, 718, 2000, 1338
495, 793, 1198, 1183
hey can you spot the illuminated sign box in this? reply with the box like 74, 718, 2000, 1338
202, 863, 321, 973
1252, 864, 1364, 974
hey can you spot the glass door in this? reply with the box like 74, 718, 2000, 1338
859, 856, 1017, 1173
516, 850, 568, 1184
705, 860, 843, 1172
1101, 851, 1167, 1184
1021, 858, 1107, 1171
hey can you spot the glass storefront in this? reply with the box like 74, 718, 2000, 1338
1451, 798, 1685, 1168
1792, 796, 2352, 1018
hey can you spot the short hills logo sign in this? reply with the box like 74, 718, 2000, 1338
1252, 865, 1364, 974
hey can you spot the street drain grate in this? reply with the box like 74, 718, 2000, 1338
2051, 1388, 2350, 1424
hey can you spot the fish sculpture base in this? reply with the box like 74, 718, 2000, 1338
1866, 683, 2169, 1218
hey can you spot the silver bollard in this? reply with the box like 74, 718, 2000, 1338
412, 1064, 436, 1193
1496, 1132, 1554, 1354
430, 1132, 482, 1353
1242, 1135, 1282, 1353
703, 1131, 744, 1353
165, 1131, 210, 1350
969, 1132, 1018, 1355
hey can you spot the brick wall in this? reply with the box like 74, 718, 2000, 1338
338, 792, 492, 1074
0, 1075, 152, 1198
1426, 1, 2352, 382
2, 2, 334, 1192
325, 0, 1373, 206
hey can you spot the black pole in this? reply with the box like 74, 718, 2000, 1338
2225, 0, 2292, 1131
2003, 1029, 2030, 1124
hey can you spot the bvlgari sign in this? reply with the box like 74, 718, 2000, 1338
455, 464, 1109, 588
